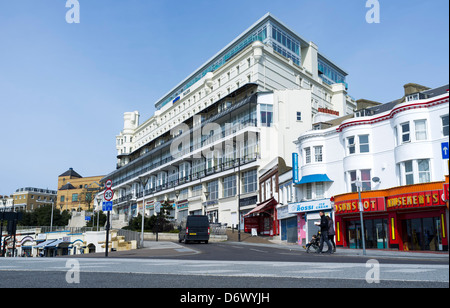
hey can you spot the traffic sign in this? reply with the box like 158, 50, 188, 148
102, 201, 113, 211
442, 142, 449, 159
105, 179, 113, 189
104, 189, 114, 201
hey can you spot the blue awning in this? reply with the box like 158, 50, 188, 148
33, 239, 57, 249
45, 239, 64, 248
296, 174, 333, 185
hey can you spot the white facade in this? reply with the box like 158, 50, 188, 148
293, 86, 449, 202
104, 13, 356, 227
0, 196, 14, 211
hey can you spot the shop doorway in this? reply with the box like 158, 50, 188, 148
402, 217, 443, 251
347, 218, 388, 249
286, 217, 298, 243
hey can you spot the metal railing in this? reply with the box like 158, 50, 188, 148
115, 229, 141, 249
113, 153, 259, 205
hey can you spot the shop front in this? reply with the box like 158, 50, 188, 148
334, 181, 448, 252
244, 197, 278, 236
386, 187, 447, 251
277, 204, 298, 243
288, 198, 333, 246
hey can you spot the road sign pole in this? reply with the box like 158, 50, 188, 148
105, 210, 110, 257
103, 180, 114, 257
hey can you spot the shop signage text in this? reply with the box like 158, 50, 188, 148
318, 107, 339, 116
288, 199, 331, 214
239, 196, 257, 207
443, 183, 449, 202
292, 153, 299, 184
386, 190, 445, 210
177, 200, 189, 210
335, 197, 385, 214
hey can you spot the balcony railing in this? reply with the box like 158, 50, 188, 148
113, 153, 259, 206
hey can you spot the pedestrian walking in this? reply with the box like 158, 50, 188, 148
327, 216, 336, 253
317, 211, 333, 254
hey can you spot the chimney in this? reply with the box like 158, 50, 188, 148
403, 83, 430, 96
355, 99, 381, 111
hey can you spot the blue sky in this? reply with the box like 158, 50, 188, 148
0, 0, 448, 195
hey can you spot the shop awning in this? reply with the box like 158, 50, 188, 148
296, 174, 333, 185
45, 239, 66, 248
245, 197, 277, 217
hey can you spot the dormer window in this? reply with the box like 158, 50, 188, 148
406, 93, 419, 102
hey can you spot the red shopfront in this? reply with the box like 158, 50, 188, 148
334, 181, 448, 252
244, 197, 279, 236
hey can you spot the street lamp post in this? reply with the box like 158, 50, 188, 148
138, 176, 149, 248
96, 195, 103, 231
204, 191, 210, 219
235, 139, 241, 242
11, 200, 17, 257
50, 197, 55, 232
175, 190, 180, 217
0, 198, 6, 257
355, 179, 367, 256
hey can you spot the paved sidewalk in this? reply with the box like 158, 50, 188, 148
229, 239, 449, 261
225, 230, 449, 261
69, 240, 200, 258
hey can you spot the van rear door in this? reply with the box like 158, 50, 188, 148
186, 216, 210, 241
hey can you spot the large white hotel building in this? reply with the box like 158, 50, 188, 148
101, 13, 356, 227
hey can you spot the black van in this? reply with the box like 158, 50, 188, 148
178, 215, 210, 244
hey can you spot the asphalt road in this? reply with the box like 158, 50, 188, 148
0, 271, 446, 289
0, 241, 448, 290
162, 241, 450, 265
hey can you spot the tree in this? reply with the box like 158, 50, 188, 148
77, 183, 102, 211
85, 211, 107, 229
17, 205, 70, 227
123, 201, 175, 232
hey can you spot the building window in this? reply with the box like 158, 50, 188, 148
348, 169, 371, 192
347, 137, 355, 154
265, 180, 271, 200
417, 159, 430, 183
404, 160, 414, 185
400, 159, 431, 185
207, 180, 219, 201
305, 147, 311, 164
315, 182, 324, 199
296, 112, 302, 121
303, 182, 324, 200
60, 196, 65, 202
314, 146, 323, 162
306, 183, 312, 200
192, 185, 202, 197
401, 122, 410, 143
414, 119, 427, 141
347, 135, 370, 155
72, 194, 78, 202
223, 175, 236, 198
394, 126, 398, 146
260, 104, 273, 127
359, 135, 370, 153
179, 162, 191, 180
442, 115, 449, 136
360, 169, 372, 191
242, 169, 257, 193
